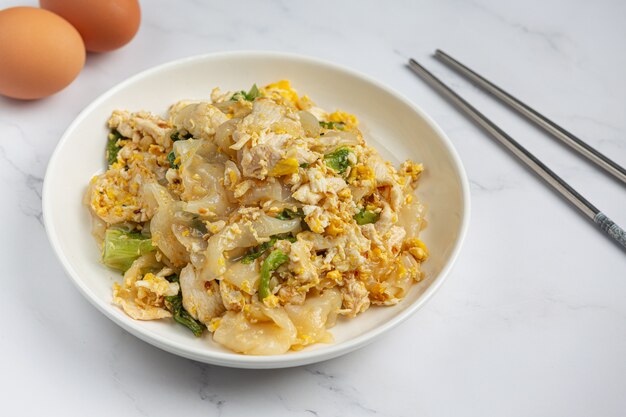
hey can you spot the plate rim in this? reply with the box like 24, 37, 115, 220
42, 50, 471, 368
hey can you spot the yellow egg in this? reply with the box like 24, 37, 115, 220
0, 7, 85, 100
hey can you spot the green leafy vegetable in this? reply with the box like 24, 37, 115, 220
275, 208, 310, 231
324, 147, 352, 174
170, 131, 193, 142
247, 84, 260, 100
165, 273, 179, 283
102, 229, 155, 272
167, 150, 178, 169
241, 240, 276, 264
165, 291, 205, 337
191, 216, 208, 234
168, 131, 188, 168
163, 273, 204, 336
275, 208, 305, 220
299, 162, 310, 169
231, 84, 261, 101
354, 209, 379, 225
319, 121, 345, 130
259, 249, 289, 299
241, 234, 296, 264
106, 129, 123, 166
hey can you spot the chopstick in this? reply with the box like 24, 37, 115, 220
434, 49, 626, 185
407, 58, 626, 250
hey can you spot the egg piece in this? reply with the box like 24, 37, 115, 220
40, 0, 141, 53
0, 7, 85, 100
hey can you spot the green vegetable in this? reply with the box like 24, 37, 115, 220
191, 216, 208, 234
319, 121, 345, 130
354, 209, 379, 225
247, 84, 261, 100
275, 208, 305, 220
165, 291, 205, 337
241, 240, 275, 264
299, 162, 310, 169
167, 150, 178, 169
170, 131, 193, 142
259, 249, 289, 299
275, 208, 310, 231
168, 131, 189, 168
102, 229, 155, 272
231, 84, 261, 101
165, 273, 179, 283
324, 147, 352, 174
241, 234, 296, 264
106, 129, 123, 166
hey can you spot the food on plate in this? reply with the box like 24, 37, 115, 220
85, 80, 428, 355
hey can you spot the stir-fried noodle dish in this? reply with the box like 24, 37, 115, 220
86, 80, 429, 355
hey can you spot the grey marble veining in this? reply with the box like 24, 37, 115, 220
1, 0, 625, 416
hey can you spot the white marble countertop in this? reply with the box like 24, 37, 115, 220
2, 0, 625, 415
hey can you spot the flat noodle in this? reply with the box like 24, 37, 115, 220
213, 303, 297, 355
285, 288, 342, 349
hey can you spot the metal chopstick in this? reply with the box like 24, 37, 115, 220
434, 49, 626, 185
407, 58, 626, 250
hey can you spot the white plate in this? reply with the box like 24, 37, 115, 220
43, 51, 470, 369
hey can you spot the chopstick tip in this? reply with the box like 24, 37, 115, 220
434, 49, 447, 59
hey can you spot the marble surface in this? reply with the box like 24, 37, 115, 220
1, 0, 625, 415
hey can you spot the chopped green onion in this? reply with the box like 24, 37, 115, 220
102, 229, 155, 272
259, 249, 289, 299
106, 129, 123, 166
231, 84, 261, 101
299, 162, 310, 169
319, 121, 345, 130
324, 147, 352, 174
165, 291, 205, 337
354, 209, 379, 225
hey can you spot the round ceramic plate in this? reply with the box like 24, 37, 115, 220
43, 51, 470, 369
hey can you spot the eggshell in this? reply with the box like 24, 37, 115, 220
0, 7, 85, 100
40, 0, 141, 52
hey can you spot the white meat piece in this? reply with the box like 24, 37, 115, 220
230, 100, 285, 150
384, 226, 406, 254
288, 238, 319, 285
292, 183, 322, 205
340, 277, 371, 318
108, 110, 172, 147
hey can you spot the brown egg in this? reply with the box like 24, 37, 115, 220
0, 7, 85, 100
40, 0, 141, 53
